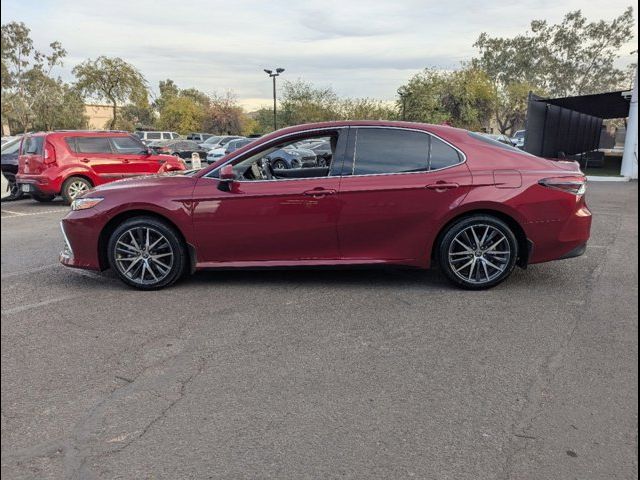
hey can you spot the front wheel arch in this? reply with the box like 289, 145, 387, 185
431, 209, 530, 268
98, 209, 192, 271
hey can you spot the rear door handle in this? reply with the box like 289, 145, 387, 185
81, 158, 90, 163
121, 159, 130, 163
303, 188, 336, 198
425, 182, 459, 191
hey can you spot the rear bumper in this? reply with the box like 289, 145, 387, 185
558, 242, 588, 260
16, 174, 61, 195
527, 204, 592, 264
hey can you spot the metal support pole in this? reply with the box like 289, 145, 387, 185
621, 67, 638, 179
272, 75, 277, 131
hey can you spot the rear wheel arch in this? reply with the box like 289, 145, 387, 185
98, 209, 192, 271
431, 209, 530, 268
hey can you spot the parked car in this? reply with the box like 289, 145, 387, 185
59, 121, 591, 290
16, 131, 186, 204
148, 140, 208, 166
264, 145, 318, 169
294, 139, 333, 166
200, 135, 244, 150
134, 131, 181, 145
224, 138, 254, 154
205, 137, 247, 163
186, 133, 215, 142
512, 130, 526, 148
2, 135, 20, 145
1, 136, 24, 201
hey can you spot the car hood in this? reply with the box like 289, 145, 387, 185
91, 172, 196, 194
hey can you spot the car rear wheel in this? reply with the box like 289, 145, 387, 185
107, 217, 187, 290
438, 215, 518, 289
62, 176, 93, 204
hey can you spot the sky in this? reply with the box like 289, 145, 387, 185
1, 0, 637, 110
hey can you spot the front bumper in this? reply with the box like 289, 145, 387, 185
59, 212, 105, 271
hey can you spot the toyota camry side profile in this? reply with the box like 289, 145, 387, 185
59, 121, 592, 290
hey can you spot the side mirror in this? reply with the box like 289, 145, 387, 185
219, 164, 235, 181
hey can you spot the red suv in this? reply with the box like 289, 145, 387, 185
59, 121, 592, 290
16, 131, 186, 204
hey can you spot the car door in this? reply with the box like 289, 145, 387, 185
190, 129, 347, 265
336, 127, 472, 263
72, 136, 125, 181
109, 135, 162, 175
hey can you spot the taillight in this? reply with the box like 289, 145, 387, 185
539, 176, 587, 196
43, 141, 57, 165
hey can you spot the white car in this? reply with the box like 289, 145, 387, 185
206, 146, 228, 163
199, 135, 243, 150
512, 130, 525, 148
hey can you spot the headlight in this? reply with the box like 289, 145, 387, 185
71, 197, 104, 211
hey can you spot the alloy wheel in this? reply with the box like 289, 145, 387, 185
447, 224, 512, 285
113, 226, 175, 286
68, 180, 90, 199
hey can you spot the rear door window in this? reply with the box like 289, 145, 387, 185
352, 128, 429, 175
111, 136, 147, 154
75, 137, 113, 154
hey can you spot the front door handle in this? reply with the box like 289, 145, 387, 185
426, 182, 459, 191
303, 188, 336, 198
81, 158, 90, 163
121, 159, 130, 164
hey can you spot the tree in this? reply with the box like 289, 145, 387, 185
157, 96, 204, 133
203, 92, 247, 135
29, 74, 88, 131
473, 8, 636, 97
279, 80, 341, 126
1, 21, 67, 132
397, 67, 496, 130
73, 56, 148, 129
340, 97, 398, 121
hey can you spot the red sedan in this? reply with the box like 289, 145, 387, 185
59, 121, 592, 290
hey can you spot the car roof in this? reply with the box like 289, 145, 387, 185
28, 130, 133, 137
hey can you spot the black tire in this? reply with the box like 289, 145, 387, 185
32, 193, 56, 202
438, 215, 519, 290
2, 174, 24, 201
107, 216, 187, 290
272, 159, 288, 169
62, 176, 93, 205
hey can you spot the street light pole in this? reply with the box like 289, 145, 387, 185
264, 68, 285, 131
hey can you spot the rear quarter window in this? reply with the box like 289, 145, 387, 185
429, 136, 462, 170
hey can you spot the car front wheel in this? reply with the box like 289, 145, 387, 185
107, 217, 187, 290
438, 215, 518, 289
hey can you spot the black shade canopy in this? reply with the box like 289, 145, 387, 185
542, 91, 631, 120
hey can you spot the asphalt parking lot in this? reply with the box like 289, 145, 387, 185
1, 182, 637, 480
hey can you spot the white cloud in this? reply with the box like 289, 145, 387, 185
1, 0, 637, 108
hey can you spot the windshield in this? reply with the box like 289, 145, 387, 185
203, 136, 222, 145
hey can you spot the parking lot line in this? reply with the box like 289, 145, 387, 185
1, 208, 68, 218
1, 295, 78, 315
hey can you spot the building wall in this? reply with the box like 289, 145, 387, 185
84, 104, 116, 130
